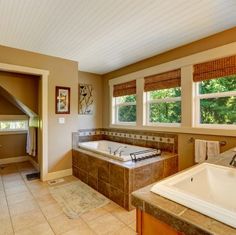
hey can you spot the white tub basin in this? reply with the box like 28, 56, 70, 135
151, 163, 236, 228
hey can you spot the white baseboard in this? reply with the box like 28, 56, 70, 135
44, 168, 72, 181
28, 158, 39, 171
0, 156, 29, 165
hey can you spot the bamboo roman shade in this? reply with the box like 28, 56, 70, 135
113, 80, 136, 97
144, 69, 181, 92
193, 55, 236, 82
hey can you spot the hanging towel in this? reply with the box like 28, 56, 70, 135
195, 139, 207, 163
26, 127, 37, 157
207, 141, 220, 158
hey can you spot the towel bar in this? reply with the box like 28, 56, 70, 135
188, 137, 226, 146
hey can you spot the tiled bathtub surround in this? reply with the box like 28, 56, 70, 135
73, 128, 178, 153
72, 149, 178, 210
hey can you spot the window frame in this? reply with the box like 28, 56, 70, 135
194, 81, 236, 129
0, 120, 29, 132
113, 95, 137, 125
145, 89, 181, 127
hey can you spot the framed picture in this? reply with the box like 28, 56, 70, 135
78, 84, 93, 115
55, 86, 70, 114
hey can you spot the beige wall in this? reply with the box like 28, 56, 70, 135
0, 95, 24, 115
78, 71, 103, 129
0, 71, 39, 114
102, 26, 236, 170
0, 133, 27, 159
0, 45, 79, 172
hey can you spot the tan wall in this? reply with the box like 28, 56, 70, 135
0, 45, 79, 173
0, 71, 39, 114
178, 134, 236, 170
0, 95, 24, 115
0, 133, 27, 159
102, 26, 236, 170
78, 71, 103, 129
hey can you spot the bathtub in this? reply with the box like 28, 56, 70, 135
78, 140, 157, 161
151, 163, 236, 228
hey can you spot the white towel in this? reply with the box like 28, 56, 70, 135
26, 127, 37, 157
195, 139, 207, 163
207, 141, 220, 158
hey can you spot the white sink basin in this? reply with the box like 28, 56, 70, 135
151, 163, 236, 228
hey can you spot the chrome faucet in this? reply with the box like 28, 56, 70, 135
229, 154, 236, 167
113, 145, 127, 155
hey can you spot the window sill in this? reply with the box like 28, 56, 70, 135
0, 130, 28, 135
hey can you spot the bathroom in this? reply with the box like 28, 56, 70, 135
0, 1, 236, 235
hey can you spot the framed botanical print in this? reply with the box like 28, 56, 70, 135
78, 84, 93, 115
55, 86, 70, 114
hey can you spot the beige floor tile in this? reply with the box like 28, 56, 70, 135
111, 207, 136, 225
110, 226, 137, 235
14, 222, 54, 235
11, 208, 46, 232
48, 214, 84, 235
6, 191, 33, 205
0, 204, 10, 220
86, 213, 126, 235
81, 207, 108, 222
61, 224, 96, 235
9, 199, 39, 216
41, 203, 63, 219
102, 202, 121, 212
0, 195, 8, 208
2, 173, 22, 183
36, 193, 57, 208
3, 180, 25, 189
0, 217, 14, 235
129, 221, 136, 231
30, 186, 50, 197
5, 184, 28, 196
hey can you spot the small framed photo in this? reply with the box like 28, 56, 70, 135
55, 86, 70, 114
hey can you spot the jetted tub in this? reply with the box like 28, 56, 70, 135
78, 140, 155, 161
151, 163, 236, 228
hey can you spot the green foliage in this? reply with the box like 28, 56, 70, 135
200, 75, 236, 124
150, 87, 181, 99
149, 102, 181, 123
117, 95, 136, 103
118, 105, 136, 122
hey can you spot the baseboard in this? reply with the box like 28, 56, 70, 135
44, 168, 72, 181
0, 156, 29, 165
28, 158, 39, 171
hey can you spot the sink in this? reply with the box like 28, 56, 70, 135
151, 163, 236, 228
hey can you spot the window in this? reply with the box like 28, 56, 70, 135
144, 69, 181, 125
112, 80, 136, 125
195, 75, 236, 126
0, 120, 28, 131
114, 95, 136, 123
146, 88, 181, 124
194, 55, 236, 127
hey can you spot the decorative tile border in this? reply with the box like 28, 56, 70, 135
78, 129, 175, 144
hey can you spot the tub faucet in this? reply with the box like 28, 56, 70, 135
113, 146, 127, 155
229, 153, 236, 167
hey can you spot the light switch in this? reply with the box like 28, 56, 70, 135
58, 117, 65, 124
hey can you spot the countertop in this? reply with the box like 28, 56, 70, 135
73, 147, 177, 169
131, 148, 236, 235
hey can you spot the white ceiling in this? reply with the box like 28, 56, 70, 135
0, 0, 236, 74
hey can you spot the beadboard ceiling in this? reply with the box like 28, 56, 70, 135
0, 0, 236, 74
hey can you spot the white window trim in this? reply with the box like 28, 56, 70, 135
108, 42, 236, 137
145, 91, 181, 127
112, 96, 137, 126
194, 82, 236, 129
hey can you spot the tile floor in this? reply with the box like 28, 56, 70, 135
0, 161, 137, 235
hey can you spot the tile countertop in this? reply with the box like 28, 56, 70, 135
131, 148, 236, 235
73, 147, 177, 169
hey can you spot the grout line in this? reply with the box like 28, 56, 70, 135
0, 168, 15, 234
18, 164, 57, 235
